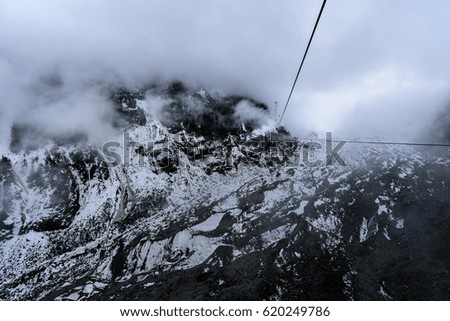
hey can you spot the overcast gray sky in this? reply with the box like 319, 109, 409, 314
1, 0, 450, 153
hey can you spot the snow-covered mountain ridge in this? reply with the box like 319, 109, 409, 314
0, 83, 449, 300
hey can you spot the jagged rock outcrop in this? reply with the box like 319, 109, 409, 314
0, 83, 448, 300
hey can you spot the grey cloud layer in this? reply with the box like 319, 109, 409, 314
1, 0, 449, 152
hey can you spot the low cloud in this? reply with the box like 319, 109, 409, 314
1, 0, 450, 154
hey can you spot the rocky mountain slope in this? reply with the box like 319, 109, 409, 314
0, 83, 449, 300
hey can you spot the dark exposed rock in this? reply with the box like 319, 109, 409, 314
1, 84, 449, 302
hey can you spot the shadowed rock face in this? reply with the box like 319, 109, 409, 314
9, 123, 89, 154
156, 81, 270, 139
0, 83, 449, 301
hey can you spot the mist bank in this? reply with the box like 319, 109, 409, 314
2, 0, 450, 152
1, 73, 276, 154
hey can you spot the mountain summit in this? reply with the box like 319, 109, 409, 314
0, 83, 449, 300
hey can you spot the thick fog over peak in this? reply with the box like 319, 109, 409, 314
1, 0, 450, 153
